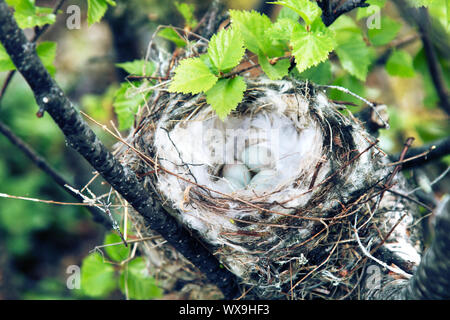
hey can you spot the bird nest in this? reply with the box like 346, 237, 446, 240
115, 73, 422, 299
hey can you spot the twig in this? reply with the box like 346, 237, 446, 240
223, 63, 260, 79
321, 0, 369, 26
407, 165, 450, 196
318, 84, 390, 129
0, 120, 109, 226
67, 185, 128, 246
385, 137, 415, 188
373, 34, 419, 67
0, 191, 125, 208
391, 137, 450, 169
386, 146, 435, 167
353, 213, 412, 279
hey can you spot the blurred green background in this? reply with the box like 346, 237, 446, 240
0, 0, 448, 299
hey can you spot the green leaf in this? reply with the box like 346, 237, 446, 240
174, 1, 197, 28
328, 16, 373, 81
335, 35, 374, 81
104, 233, 130, 262
386, 50, 415, 77
157, 27, 187, 47
119, 257, 162, 300
36, 41, 57, 77
208, 28, 245, 74
168, 57, 218, 94
415, 121, 450, 143
277, 6, 300, 21
81, 252, 117, 298
0, 41, 57, 75
206, 77, 246, 120
427, 0, 448, 32
368, 16, 402, 46
6, 0, 56, 29
116, 59, 155, 76
291, 60, 332, 84
329, 15, 360, 37
0, 43, 15, 72
269, 0, 322, 25
291, 19, 335, 73
258, 55, 290, 80
87, 0, 116, 26
113, 82, 148, 130
81, 85, 117, 122
270, 18, 298, 41
229, 10, 282, 57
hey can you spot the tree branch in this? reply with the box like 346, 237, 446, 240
321, 0, 369, 26
392, 137, 450, 169
0, 0, 240, 299
0, 0, 66, 106
0, 120, 109, 226
372, 35, 419, 68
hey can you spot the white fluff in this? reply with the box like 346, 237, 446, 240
153, 80, 325, 258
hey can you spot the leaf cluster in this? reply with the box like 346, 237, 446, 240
163, 0, 442, 120
80, 233, 162, 299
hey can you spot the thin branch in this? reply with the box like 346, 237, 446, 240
318, 84, 390, 129
0, 120, 109, 226
353, 213, 412, 279
373, 34, 419, 67
385, 137, 414, 188
0, 0, 66, 106
0, 0, 240, 299
321, 0, 369, 26
32, 0, 66, 41
391, 137, 450, 169
407, 166, 450, 196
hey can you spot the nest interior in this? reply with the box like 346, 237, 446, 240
116, 75, 422, 299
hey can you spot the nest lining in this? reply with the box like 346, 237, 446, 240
115, 74, 422, 299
